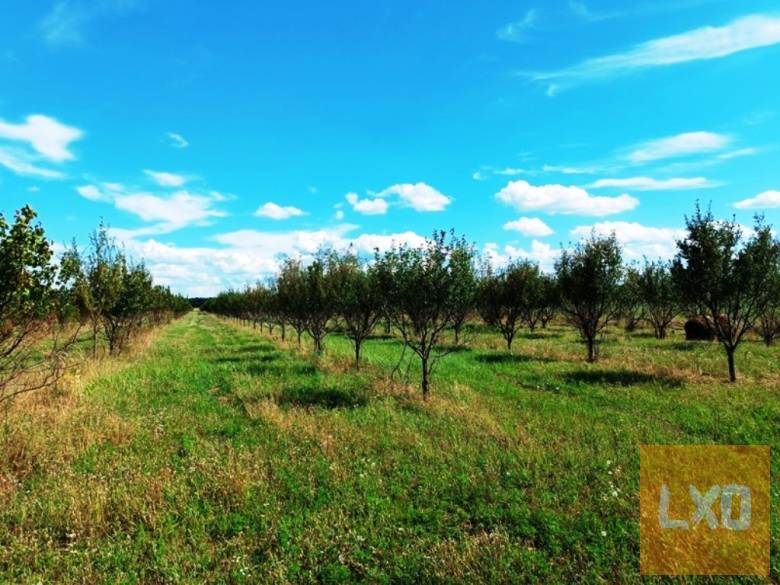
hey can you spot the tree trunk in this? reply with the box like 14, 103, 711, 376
726, 347, 737, 383
586, 337, 596, 363
314, 335, 323, 354
297, 330, 302, 347
506, 335, 513, 351
454, 325, 461, 345
281, 324, 286, 341
354, 341, 361, 370
421, 355, 430, 400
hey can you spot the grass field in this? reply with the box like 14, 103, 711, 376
1, 310, 778, 583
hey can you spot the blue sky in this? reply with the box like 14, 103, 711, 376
2, 0, 780, 295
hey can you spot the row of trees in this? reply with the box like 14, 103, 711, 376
204, 232, 476, 398
205, 206, 780, 393
0, 206, 190, 407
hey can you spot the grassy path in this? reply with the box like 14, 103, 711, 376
1, 311, 777, 583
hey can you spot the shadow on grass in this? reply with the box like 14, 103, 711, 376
475, 353, 554, 364
276, 384, 369, 409
669, 341, 705, 351
213, 353, 280, 365
233, 344, 277, 353
243, 361, 317, 377
439, 344, 472, 354
561, 369, 682, 388
629, 331, 657, 339
517, 331, 555, 340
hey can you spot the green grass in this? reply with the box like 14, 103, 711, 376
1, 311, 777, 583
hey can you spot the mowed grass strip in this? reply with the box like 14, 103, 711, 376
1, 311, 778, 583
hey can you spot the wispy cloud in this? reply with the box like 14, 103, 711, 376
530, 14, 780, 93
589, 176, 718, 191
627, 131, 730, 163
542, 164, 598, 175
144, 169, 189, 187
39, 0, 141, 47
473, 166, 534, 181
497, 10, 538, 43
568, 1, 622, 23
717, 147, 758, 160
0, 147, 65, 179
166, 132, 189, 149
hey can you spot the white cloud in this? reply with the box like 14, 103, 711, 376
484, 240, 558, 272
255, 202, 306, 220
0, 114, 83, 162
215, 226, 353, 255
111, 226, 428, 296
627, 131, 730, 163
497, 10, 538, 43
570, 221, 685, 261
377, 182, 452, 212
589, 176, 717, 191
496, 180, 638, 216
214, 225, 429, 258
734, 190, 780, 209
166, 132, 189, 149
27, 185, 40, 193
532, 14, 780, 92
76, 184, 107, 201
350, 231, 428, 253
335, 210, 345, 220
345, 192, 389, 215
114, 191, 226, 229
114, 237, 280, 298
503, 217, 554, 237
143, 169, 189, 187
76, 181, 226, 233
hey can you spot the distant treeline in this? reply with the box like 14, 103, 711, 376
204, 205, 780, 394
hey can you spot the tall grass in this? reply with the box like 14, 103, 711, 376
0, 312, 777, 583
